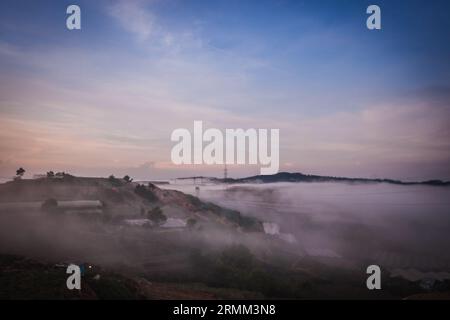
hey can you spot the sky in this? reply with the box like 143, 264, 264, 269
0, 0, 449, 180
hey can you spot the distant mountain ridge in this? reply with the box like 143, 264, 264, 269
179, 172, 450, 186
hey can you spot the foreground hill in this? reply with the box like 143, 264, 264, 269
0, 254, 263, 299
0, 175, 263, 232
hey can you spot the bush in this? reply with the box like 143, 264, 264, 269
16, 167, 25, 178
147, 207, 167, 225
134, 184, 157, 202
188, 245, 307, 298
108, 175, 123, 187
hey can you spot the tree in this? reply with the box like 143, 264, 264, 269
15, 167, 25, 180
123, 175, 133, 183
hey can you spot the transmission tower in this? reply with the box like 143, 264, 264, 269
224, 164, 228, 180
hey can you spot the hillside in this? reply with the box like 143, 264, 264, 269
0, 175, 263, 232
0, 254, 264, 299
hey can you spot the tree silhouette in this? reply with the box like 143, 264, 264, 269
16, 167, 25, 178
123, 175, 133, 183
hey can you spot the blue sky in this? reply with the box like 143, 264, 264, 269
0, 0, 449, 180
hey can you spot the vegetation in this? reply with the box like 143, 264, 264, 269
86, 274, 143, 299
224, 171, 450, 187
14, 167, 25, 180
0, 255, 144, 299
185, 194, 263, 231
134, 184, 157, 202
123, 175, 133, 183
187, 245, 311, 298
147, 207, 167, 225
108, 174, 123, 187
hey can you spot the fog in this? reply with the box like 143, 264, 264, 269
161, 181, 450, 271
1, 180, 449, 286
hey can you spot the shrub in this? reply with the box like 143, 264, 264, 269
134, 184, 157, 202
108, 175, 123, 187
123, 175, 133, 183
147, 207, 167, 225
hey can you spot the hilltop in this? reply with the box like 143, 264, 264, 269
178, 172, 450, 186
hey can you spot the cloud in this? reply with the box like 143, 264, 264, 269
0, 41, 23, 58
107, 0, 155, 41
278, 93, 450, 179
105, 0, 206, 54
1, 57, 449, 180
1, 2, 449, 181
